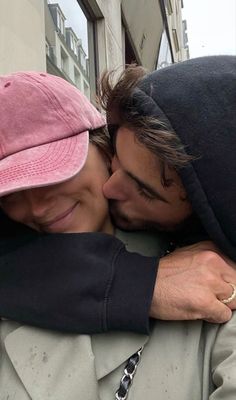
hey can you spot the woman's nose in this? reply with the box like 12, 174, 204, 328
25, 189, 54, 218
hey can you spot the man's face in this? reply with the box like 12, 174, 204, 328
103, 127, 192, 231
1, 144, 113, 234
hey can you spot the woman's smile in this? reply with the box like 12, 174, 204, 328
37, 202, 80, 233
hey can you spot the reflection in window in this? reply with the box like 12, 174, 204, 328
45, 0, 90, 99
157, 30, 173, 69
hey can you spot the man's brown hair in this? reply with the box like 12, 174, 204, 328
99, 65, 192, 186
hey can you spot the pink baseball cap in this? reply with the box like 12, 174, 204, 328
0, 71, 106, 197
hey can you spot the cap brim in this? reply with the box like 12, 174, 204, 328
0, 131, 89, 197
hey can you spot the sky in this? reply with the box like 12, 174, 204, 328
182, 0, 236, 58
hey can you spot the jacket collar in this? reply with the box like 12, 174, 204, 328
92, 331, 148, 379
5, 325, 148, 398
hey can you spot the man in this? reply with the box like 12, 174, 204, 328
102, 54, 236, 312
0, 56, 236, 334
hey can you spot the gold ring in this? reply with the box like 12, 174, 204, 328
221, 283, 236, 304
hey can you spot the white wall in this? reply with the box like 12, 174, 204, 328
93, 0, 123, 74
86, 0, 163, 75
0, 0, 46, 74
122, 0, 163, 70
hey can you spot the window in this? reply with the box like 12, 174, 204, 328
172, 29, 180, 52
60, 46, 69, 75
57, 8, 65, 36
46, 0, 95, 99
157, 30, 173, 69
164, 0, 173, 15
124, 28, 139, 65
74, 67, 81, 89
45, 40, 50, 57
83, 80, 90, 99
182, 20, 188, 48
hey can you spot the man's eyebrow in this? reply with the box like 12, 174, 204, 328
126, 171, 169, 203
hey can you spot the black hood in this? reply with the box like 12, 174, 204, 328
132, 56, 236, 260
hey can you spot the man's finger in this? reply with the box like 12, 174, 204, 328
217, 282, 236, 310
151, 242, 236, 322
204, 301, 232, 323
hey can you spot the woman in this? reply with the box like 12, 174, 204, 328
0, 71, 235, 400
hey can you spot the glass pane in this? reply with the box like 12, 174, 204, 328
157, 30, 172, 69
45, 0, 91, 99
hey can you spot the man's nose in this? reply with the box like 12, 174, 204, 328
103, 170, 128, 201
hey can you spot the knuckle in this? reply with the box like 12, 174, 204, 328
204, 272, 218, 287
201, 250, 220, 264
198, 297, 212, 311
188, 293, 210, 314
196, 250, 225, 271
196, 267, 217, 286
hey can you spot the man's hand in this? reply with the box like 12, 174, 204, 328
150, 241, 236, 323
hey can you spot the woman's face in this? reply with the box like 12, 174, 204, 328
0, 144, 113, 234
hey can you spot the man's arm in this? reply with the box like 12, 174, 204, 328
1, 212, 236, 333
0, 212, 157, 333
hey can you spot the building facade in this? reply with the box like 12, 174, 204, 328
45, 2, 90, 97
0, 0, 188, 101
163, 0, 189, 62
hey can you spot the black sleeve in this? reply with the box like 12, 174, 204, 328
0, 212, 158, 334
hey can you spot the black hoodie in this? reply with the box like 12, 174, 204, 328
0, 56, 235, 334
133, 55, 236, 261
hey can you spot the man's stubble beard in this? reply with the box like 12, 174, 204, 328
109, 201, 166, 232
109, 200, 194, 233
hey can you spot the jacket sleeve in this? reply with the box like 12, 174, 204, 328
0, 213, 158, 334
210, 312, 236, 399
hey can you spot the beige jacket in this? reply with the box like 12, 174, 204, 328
1, 231, 236, 399
1, 314, 236, 400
